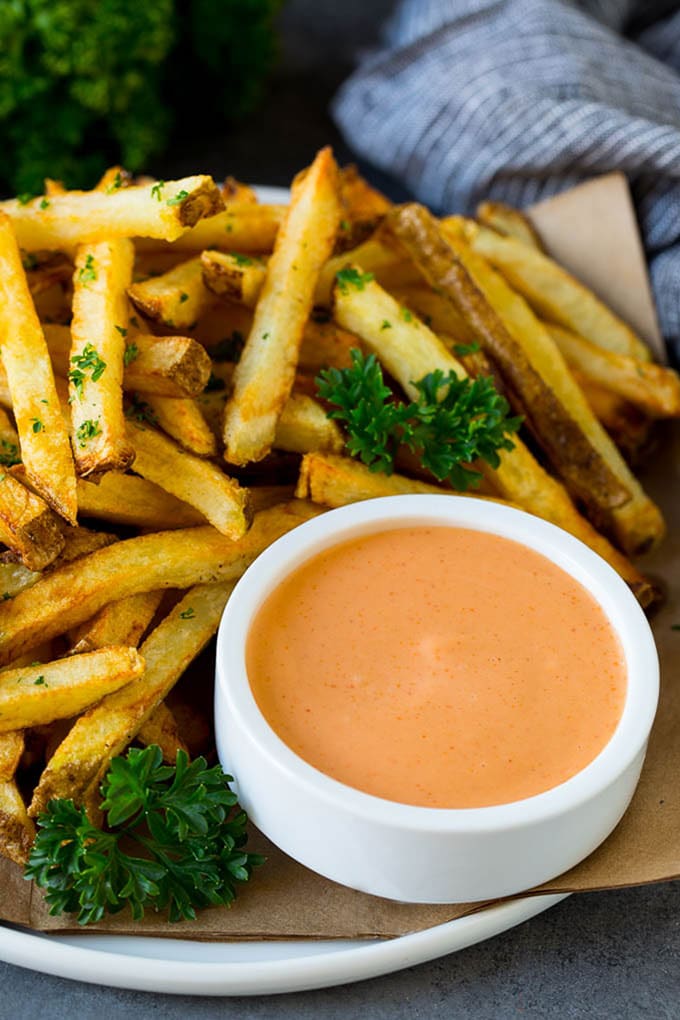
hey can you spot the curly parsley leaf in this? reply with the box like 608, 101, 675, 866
316, 349, 521, 489
26, 746, 262, 925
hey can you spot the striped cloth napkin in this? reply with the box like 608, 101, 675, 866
333, 0, 680, 356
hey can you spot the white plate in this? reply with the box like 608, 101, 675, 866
0, 182, 567, 996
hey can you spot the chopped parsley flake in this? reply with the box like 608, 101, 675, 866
167, 189, 189, 207
17, 193, 36, 205
335, 267, 374, 294
401, 307, 413, 322
33, 676, 46, 685
76, 419, 101, 447
151, 180, 165, 201
179, 292, 189, 303
2, 592, 12, 601
39, 198, 50, 210
230, 252, 253, 267
30, 418, 43, 434
123, 343, 139, 366
107, 172, 124, 194
0, 439, 20, 467
453, 341, 481, 357
69, 344, 107, 398
115, 325, 128, 338
78, 254, 97, 286
179, 607, 195, 620
380, 320, 392, 330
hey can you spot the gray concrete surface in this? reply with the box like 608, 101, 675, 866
3, 2, 679, 1014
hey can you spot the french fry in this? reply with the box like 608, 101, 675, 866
1, 176, 225, 251
125, 422, 250, 538
274, 393, 345, 454
0, 502, 320, 665
52, 525, 117, 568
0, 561, 41, 599
385, 208, 664, 550
69, 239, 135, 475
392, 285, 476, 345
200, 250, 268, 307
0, 214, 77, 522
460, 219, 652, 361
29, 583, 234, 815
144, 396, 217, 456
68, 590, 164, 655
0, 472, 65, 571
137, 203, 285, 254
574, 374, 655, 466
546, 322, 680, 418
221, 177, 258, 203
0, 780, 35, 864
24, 251, 73, 296
331, 271, 658, 590
476, 201, 545, 251
0, 731, 23, 781
136, 701, 189, 762
0, 407, 19, 467
315, 235, 412, 306
336, 164, 392, 250
297, 451, 463, 504
76, 472, 205, 529
45, 324, 212, 400
223, 147, 342, 464
128, 256, 213, 329
0, 646, 144, 732
298, 317, 362, 372
436, 221, 665, 551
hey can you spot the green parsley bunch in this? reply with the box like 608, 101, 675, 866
26, 745, 263, 924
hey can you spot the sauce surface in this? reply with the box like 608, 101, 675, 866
247, 526, 626, 808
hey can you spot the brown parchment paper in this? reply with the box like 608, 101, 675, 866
0, 174, 678, 939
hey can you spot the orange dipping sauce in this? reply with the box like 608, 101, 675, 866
247, 527, 626, 808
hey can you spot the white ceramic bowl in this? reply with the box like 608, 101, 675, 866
215, 496, 659, 904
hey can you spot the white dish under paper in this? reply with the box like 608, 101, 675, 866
0, 183, 570, 997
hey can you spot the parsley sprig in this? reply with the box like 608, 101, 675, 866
25, 746, 262, 925
316, 349, 521, 489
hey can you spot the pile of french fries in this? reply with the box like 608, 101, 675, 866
0, 146, 677, 872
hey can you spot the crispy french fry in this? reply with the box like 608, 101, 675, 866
0, 646, 144, 731
0, 407, 19, 467
53, 525, 117, 567
574, 374, 655, 466
136, 203, 285, 254
125, 422, 250, 538
128, 256, 213, 329
297, 451, 461, 504
274, 393, 344, 454
476, 201, 545, 251
0, 561, 41, 599
315, 235, 412, 306
221, 178, 258, 203
336, 164, 392, 250
298, 317, 362, 372
1, 176, 224, 251
30, 583, 234, 814
331, 271, 658, 589
0, 731, 23, 781
0, 214, 77, 522
436, 221, 664, 551
200, 250, 268, 307
77, 472, 205, 529
69, 239, 136, 475
144, 396, 217, 456
45, 324, 212, 399
0, 502, 320, 664
460, 219, 651, 361
137, 701, 188, 762
391, 285, 476, 345
223, 148, 342, 465
546, 322, 680, 418
24, 251, 73, 296
0, 472, 65, 571
0, 780, 35, 864
68, 590, 164, 655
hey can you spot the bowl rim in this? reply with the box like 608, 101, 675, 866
215, 495, 659, 834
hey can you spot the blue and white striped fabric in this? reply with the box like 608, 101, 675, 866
332, 0, 680, 356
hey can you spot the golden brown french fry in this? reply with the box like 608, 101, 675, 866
0, 780, 35, 864
297, 451, 460, 504
200, 250, 268, 307
0, 561, 41, 599
223, 148, 342, 465
0, 214, 77, 522
574, 374, 655, 467
221, 178, 258, 203
391, 285, 476, 345
315, 235, 412, 306
2, 176, 224, 251
298, 317, 362, 372
546, 321, 680, 418
68, 590, 164, 655
69, 239, 135, 475
0, 646, 144, 732
274, 393, 345, 454
436, 221, 664, 551
387, 209, 660, 542
0, 731, 23, 781
0, 408, 19, 468
128, 256, 213, 329
136, 203, 285, 254
337, 164, 392, 250
0, 471, 65, 571
460, 219, 651, 361
77, 472, 205, 529
0, 502, 320, 665
476, 201, 545, 251
331, 270, 660, 583
45, 324, 212, 400
144, 396, 217, 456
125, 422, 249, 538
137, 701, 188, 762
30, 583, 234, 814
24, 251, 73, 296
53, 525, 117, 568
